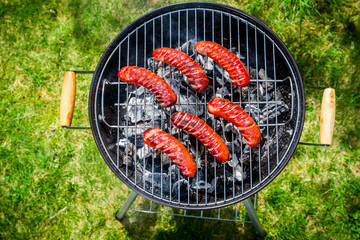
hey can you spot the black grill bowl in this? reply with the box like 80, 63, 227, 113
89, 2, 305, 210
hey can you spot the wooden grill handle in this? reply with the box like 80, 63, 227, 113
320, 88, 335, 145
60, 71, 76, 127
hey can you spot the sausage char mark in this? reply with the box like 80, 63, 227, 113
195, 41, 250, 87
208, 97, 261, 148
118, 66, 177, 107
143, 128, 197, 177
171, 112, 229, 162
153, 48, 209, 93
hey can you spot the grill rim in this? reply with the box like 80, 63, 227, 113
88, 1, 305, 210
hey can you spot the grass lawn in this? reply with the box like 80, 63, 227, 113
1, 0, 359, 239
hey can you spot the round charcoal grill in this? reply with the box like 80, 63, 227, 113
88, 2, 305, 210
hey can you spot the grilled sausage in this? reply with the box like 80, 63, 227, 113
208, 97, 261, 148
195, 41, 250, 87
118, 66, 177, 107
152, 48, 209, 93
171, 112, 229, 162
143, 128, 197, 177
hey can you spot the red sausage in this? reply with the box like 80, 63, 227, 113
118, 66, 177, 107
208, 97, 261, 148
195, 41, 250, 87
171, 112, 229, 162
153, 48, 209, 93
143, 128, 197, 177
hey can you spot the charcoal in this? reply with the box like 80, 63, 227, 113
195, 55, 214, 71
118, 139, 130, 149
143, 172, 170, 193
187, 135, 205, 158
191, 180, 212, 190
172, 179, 188, 198
215, 64, 231, 83
258, 68, 267, 80
147, 58, 165, 71
111, 39, 295, 205
137, 146, 152, 160
129, 85, 145, 96
156, 65, 177, 80
179, 39, 197, 57
190, 171, 211, 190
207, 177, 219, 194
174, 85, 204, 116
224, 122, 240, 143
227, 154, 239, 167
249, 67, 257, 79
234, 164, 244, 182
127, 95, 162, 124
215, 86, 231, 98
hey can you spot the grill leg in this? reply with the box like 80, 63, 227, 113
115, 190, 138, 222
243, 198, 266, 237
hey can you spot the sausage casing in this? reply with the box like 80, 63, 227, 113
118, 66, 177, 107
208, 97, 261, 148
171, 112, 229, 162
153, 48, 209, 93
143, 128, 197, 177
195, 41, 250, 87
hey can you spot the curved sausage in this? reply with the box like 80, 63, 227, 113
195, 41, 250, 87
143, 128, 196, 177
118, 66, 177, 107
171, 112, 229, 162
152, 48, 209, 93
208, 97, 261, 148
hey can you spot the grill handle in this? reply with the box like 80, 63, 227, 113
320, 88, 335, 145
299, 86, 335, 147
60, 71, 76, 127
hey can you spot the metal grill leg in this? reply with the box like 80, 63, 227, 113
243, 198, 266, 237
115, 191, 138, 221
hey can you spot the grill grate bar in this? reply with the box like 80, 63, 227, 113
246, 20, 253, 190
134, 28, 138, 185
221, 11, 227, 203
114, 100, 290, 105
117, 47, 121, 169
238, 16, 245, 195
265, 33, 270, 176
274, 42, 280, 166
160, 14, 164, 201
186, 9, 190, 206
255, 25, 262, 184
211, 9, 217, 204
101, 121, 290, 129
169, 12, 173, 202
143, 23, 147, 190
126, 37, 130, 178
203, 9, 208, 205
151, 18, 156, 196
229, 13, 235, 200
108, 78, 292, 84
195, 9, 199, 205
177, 10, 181, 205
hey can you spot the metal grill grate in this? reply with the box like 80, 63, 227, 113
90, 5, 304, 210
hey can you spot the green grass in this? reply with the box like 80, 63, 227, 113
1, 0, 359, 239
